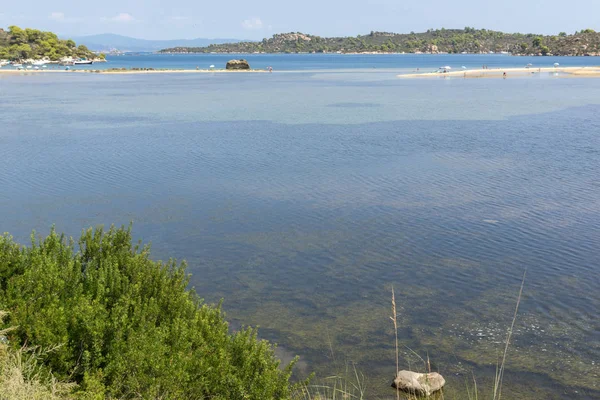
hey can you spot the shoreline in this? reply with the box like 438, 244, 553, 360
398, 66, 600, 78
0, 68, 267, 75
3, 66, 600, 77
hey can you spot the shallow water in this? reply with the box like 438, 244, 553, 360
3, 52, 600, 72
1, 68, 599, 399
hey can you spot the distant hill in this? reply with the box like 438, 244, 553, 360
159, 28, 600, 56
69, 33, 244, 52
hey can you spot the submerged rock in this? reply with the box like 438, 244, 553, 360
392, 370, 445, 396
226, 59, 250, 70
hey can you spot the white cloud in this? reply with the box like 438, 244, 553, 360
242, 17, 263, 30
111, 13, 135, 22
49, 12, 65, 21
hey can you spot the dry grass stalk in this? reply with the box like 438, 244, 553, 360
390, 286, 400, 400
493, 270, 526, 400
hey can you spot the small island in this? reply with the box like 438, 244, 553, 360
0, 26, 105, 64
159, 28, 600, 56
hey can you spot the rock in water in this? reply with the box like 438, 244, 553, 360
392, 370, 445, 396
226, 59, 250, 70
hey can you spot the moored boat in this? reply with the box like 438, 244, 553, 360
73, 59, 93, 65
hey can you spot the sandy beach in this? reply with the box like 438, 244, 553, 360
398, 66, 600, 78
0, 68, 267, 75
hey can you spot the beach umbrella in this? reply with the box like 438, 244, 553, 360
209, 65, 215, 69
461, 66, 467, 70
554, 63, 560, 67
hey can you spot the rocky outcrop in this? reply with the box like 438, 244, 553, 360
427, 44, 439, 54
226, 59, 250, 70
392, 370, 446, 396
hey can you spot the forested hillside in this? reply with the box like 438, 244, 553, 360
0, 26, 98, 61
160, 28, 600, 55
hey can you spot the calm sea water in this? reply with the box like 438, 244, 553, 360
1, 60, 599, 399
3, 52, 600, 71
101, 53, 600, 71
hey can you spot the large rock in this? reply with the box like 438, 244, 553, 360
226, 59, 250, 70
392, 370, 445, 396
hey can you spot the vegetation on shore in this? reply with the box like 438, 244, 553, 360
0, 226, 296, 399
160, 28, 600, 56
0, 26, 101, 61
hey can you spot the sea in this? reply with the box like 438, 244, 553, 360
1, 54, 599, 399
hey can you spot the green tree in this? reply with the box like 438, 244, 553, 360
520, 43, 528, 52
8, 26, 27, 44
540, 45, 550, 55
558, 32, 567, 37
76, 44, 90, 57
9, 43, 32, 59
532, 37, 542, 47
25, 28, 43, 43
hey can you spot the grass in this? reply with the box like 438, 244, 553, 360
292, 272, 527, 400
0, 311, 75, 400
292, 362, 366, 400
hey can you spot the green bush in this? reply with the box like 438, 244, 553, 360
0, 226, 296, 399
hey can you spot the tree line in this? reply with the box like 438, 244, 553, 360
0, 26, 101, 61
159, 28, 600, 56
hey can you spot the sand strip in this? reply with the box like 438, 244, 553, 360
398, 66, 600, 78
0, 69, 267, 75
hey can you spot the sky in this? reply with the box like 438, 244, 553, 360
1, 0, 599, 40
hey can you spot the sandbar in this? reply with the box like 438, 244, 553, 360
0, 69, 267, 75
398, 66, 600, 79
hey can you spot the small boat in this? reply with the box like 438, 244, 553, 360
11, 63, 23, 67
32, 60, 47, 66
73, 60, 93, 65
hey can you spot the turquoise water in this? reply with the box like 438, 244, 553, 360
102, 53, 600, 71
2, 52, 600, 71
1, 67, 599, 398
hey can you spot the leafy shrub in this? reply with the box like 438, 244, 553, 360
0, 226, 296, 399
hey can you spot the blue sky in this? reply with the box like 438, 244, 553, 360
1, 0, 599, 40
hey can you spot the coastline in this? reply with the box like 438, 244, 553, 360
0, 68, 267, 75
398, 66, 600, 78
3, 66, 600, 77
